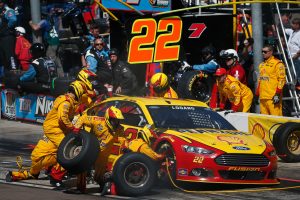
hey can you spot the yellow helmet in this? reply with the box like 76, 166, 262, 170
77, 68, 97, 90
105, 106, 124, 131
69, 81, 86, 101
138, 125, 157, 145
150, 73, 169, 94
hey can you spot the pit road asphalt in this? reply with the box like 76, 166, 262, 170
1, 119, 300, 200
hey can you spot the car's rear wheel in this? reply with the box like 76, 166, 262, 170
273, 122, 300, 162
156, 142, 177, 186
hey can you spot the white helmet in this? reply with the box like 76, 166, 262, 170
15, 27, 26, 35
220, 49, 239, 61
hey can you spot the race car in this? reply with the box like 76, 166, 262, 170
81, 96, 279, 185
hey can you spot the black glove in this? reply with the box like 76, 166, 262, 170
272, 93, 280, 104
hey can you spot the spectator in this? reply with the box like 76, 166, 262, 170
192, 45, 219, 73
18, 43, 57, 94
81, 22, 103, 67
285, 18, 300, 85
14, 26, 31, 71
29, 10, 63, 77
109, 48, 137, 95
150, 72, 178, 98
6, 81, 89, 189
256, 44, 286, 116
215, 68, 253, 112
220, 49, 247, 84
0, 0, 17, 71
85, 37, 112, 93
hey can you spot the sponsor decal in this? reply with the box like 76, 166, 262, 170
4, 90, 16, 119
97, 124, 103, 132
217, 136, 245, 145
178, 168, 188, 176
35, 96, 54, 116
233, 146, 250, 151
171, 106, 195, 110
19, 98, 31, 112
228, 167, 261, 171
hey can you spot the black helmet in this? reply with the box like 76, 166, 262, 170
201, 46, 216, 62
109, 48, 119, 57
201, 46, 216, 56
30, 43, 45, 58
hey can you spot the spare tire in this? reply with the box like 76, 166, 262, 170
177, 71, 214, 103
272, 122, 300, 162
113, 153, 157, 196
51, 76, 76, 97
57, 130, 99, 174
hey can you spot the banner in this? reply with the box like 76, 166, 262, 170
1, 90, 55, 123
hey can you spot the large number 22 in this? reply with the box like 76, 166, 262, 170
128, 16, 182, 64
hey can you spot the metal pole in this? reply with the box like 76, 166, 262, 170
30, 0, 41, 43
251, 3, 263, 113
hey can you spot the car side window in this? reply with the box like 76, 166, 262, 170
87, 102, 116, 117
119, 102, 147, 127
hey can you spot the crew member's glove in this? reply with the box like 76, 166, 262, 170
272, 93, 280, 104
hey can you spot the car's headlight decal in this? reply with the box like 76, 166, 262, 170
182, 145, 214, 155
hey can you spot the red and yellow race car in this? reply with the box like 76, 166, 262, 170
84, 96, 279, 185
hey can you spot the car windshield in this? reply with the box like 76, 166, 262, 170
147, 105, 236, 130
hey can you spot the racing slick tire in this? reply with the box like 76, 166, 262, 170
57, 130, 99, 174
112, 152, 157, 196
177, 71, 213, 103
273, 122, 300, 162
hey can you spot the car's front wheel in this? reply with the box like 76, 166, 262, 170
156, 142, 177, 185
112, 153, 156, 196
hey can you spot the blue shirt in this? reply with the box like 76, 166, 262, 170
192, 59, 219, 73
19, 65, 36, 82
85, 49, 110, 73
0, 5, 16, 28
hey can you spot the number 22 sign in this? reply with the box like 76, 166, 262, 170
128, 16, 182, 64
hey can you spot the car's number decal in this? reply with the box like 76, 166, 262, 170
193, 156, 204, 164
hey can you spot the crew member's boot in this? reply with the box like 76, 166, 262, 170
6, 170, 38, 182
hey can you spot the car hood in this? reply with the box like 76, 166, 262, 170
163, 129, 266, 154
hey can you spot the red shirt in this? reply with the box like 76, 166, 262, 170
15, 35, 32, 71
227, 63, 247, 84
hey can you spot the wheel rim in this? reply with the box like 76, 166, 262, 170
63, 137, 83, 160
287, 131, 300, 154
158, 143, 176, 180
191, 79, 210, 102
123, 162, 149, 188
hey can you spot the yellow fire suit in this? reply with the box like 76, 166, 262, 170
257, 56, 286, 116
30, 94, 78, 177
74, 115, 163, 183
218, 75, 253, 112
154, 86, 178, 98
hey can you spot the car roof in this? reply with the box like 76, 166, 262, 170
102, 96, 209, 107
